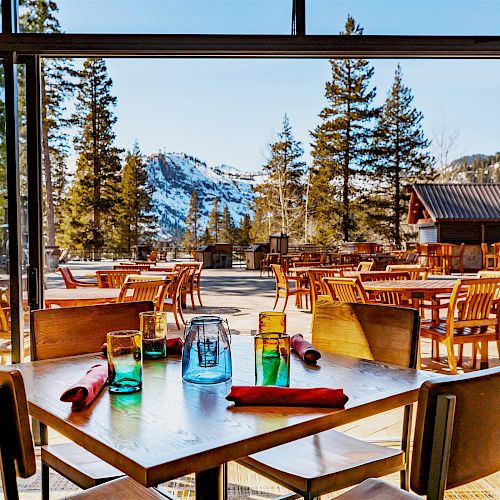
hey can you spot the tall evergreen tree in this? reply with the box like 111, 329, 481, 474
182, 191, 201, 250
237, 213, 252, 246
206, 197, 222, 243
20, 0, 76, 246
220, 205, 236, 243
310, 16, 377, 243
118, 141, 156, 252
64, 58, 122, 257
253, 114, 306, 241
370, 65, 435, 246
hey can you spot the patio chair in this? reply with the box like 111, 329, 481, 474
173, 262, 199, 309
481, 243, 495, 270
323, 277, 370, 303
163, 267, 189, 330
260, 253, 280, 277
336, 367, 500, 500
356, 260, 374, 272
193, 261, 204, 306
386, 264, 428, 280
359, 271, 411, 306
307, 270, 339, 313
56, 267, 97, 289
96, 269, 140, 288
30, 302, 154, 499
238, 301, 420, 498
0, 367, 167, 500
118, 276, 170, 312
420, 277, 500, 373
271, 264, 309, 311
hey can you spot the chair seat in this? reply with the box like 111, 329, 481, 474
421, 322, 498, 342
42, 443, 123, 489
68, 476, 165, 499
238, 429, 405, 498
335, 478, 420, 499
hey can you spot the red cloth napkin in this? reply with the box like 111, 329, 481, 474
226, 386, 348, 407
166, 337, 183, 354
60, 364, 108, 411
291, 334, 321, 364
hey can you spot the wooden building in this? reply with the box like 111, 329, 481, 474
408, 183, 500, 269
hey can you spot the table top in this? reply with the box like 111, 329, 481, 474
15, 336, 431, 487
44, 288, 122, 300
362, 279, 457, 293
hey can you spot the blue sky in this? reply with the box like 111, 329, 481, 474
54, 1, 500, 171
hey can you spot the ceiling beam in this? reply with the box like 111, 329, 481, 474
1, 34, 500, 58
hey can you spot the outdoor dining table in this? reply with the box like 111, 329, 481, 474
43, 288, 121, 308
14, 336, 431, 499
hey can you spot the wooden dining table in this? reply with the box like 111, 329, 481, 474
43, 288, 122, 308
14, 336, 431, 498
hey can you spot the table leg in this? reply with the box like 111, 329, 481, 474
195, 464, 227, 500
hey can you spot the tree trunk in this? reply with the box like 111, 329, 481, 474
304, 167, 311, 243
41, 70, 56, 247
343, 65, 352, 242
92, 79, 100, 259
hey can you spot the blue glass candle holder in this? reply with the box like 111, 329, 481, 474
255, 332, 290, 387
182, 316, 232, 384
107, 330, 143, 393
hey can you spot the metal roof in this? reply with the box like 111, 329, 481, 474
412, 184, 500, 222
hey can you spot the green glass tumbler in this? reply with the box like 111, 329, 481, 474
258, 311, 286, 334
254, 332, 290, 387
140, 311, 167, 359
107, 330, 143, 393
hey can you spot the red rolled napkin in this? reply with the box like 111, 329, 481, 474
226, 386, 348, 408
60, 364, 108, 411
291, 334, 321, 364
166, 337, 183, 354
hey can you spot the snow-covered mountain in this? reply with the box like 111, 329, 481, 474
145, 152, 264, 241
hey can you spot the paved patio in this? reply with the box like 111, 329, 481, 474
7, 264, 500, 498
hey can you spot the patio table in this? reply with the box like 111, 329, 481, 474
14, 336, 431, 499
44, 288, 121, 308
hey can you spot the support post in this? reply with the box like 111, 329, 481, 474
292, 0, 306, 35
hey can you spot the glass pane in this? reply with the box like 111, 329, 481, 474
308, 1, 500, 35
20, 0, 292, 34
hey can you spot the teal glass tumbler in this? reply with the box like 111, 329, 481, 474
254, 332, 290, 387
140, 311, 167, 359
107, 330, 143, 393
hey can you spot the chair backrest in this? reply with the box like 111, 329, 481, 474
481, 242, 490, 255
96, 269, 140, 288
357, 261, 374, 272
167, 267, 189, 303
386, 265, 426, 280
359, 271, 410, 282
0, 368, 36, 498
56, 267, 77, 289
312, 300, 419, 368
30, 301, 154, 360
448, 278, 500, 327
410, 367, 500, 498
271, 264, 287, 291
323, 277, 369, 304
118, 277, 169, 311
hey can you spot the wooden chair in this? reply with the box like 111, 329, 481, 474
147, 250, 158, 262
96, 269, 140, 288
0, 367, 166, 500
307, 270, 340, 313
336, 367, 500, 500
238, 301, 420, 499
173, 262, 199, 309
494, 242, 500, 271
271, 264, 309, 311
323, 277, 370, 303
386, 265, 428, 280
446, 243, 465, 275
118, 276, 170, 312
260, 253, 280, 277
56, 267, 97, 289
193, 261, 204, 306
163, 267, 189, 330
30, 302, 154, 499
420, 277, 500, 374
356, 261, 374, 272
481, 243, 495, 270
359, 271, 411, 306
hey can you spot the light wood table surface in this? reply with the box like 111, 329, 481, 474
361, 279, 457, 299
14, 336, 431, 498
44, 288, 121, 308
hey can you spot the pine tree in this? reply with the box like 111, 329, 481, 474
118, 141, 156, 252
182, 191, 201, 250
310, 16, 377, 243
220, 205, 236, 243
20, 0, 76, 247
237, 213, 252, 246
253, 114, 306, 241
370, 65, 435, 246
207, 197, 222, 243
64, 58, 122, 257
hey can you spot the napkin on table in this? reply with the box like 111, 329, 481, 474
291, 334, 321, 364
60, 364, 108, 411
226, 386, 348, 408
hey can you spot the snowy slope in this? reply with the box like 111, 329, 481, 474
145, 152, 263, 240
